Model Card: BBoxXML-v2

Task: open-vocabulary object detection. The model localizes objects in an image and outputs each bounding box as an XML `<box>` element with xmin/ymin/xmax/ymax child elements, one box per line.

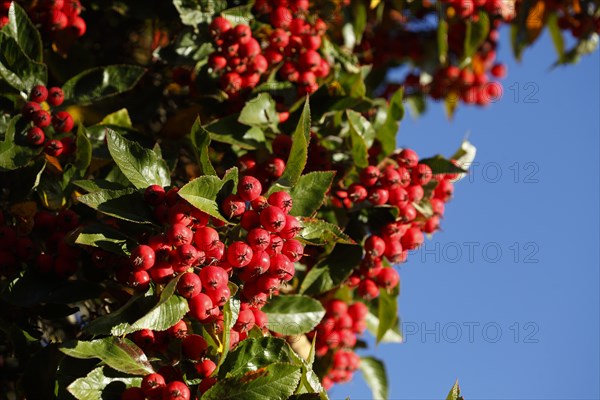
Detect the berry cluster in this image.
<box><xmin>333</xmin><ymin>148</ymin><xmax>456</xmax><ymax>299</ymax></box>
<box><xmin>308</xmin><ymin>299</ymin><xmax>368</xmax><ymax>389</ymax></box>
<box><xmin>20</xmin><ymin>84</ymin><xmax>76</xmax><ymax>157</ymax></box>
<box><xmin>0</xmin><ymin>0</ymin><xmax>86</xmax><ymax>37</ymax></box>
<box><xmin>0</xmin><ymin>209</ymin><xmax>81</xmax><ymax>279</ymax></box>
<box><xmin>441</xmin><ymin>0</ymin><xmax>514</xmax><ymax>19</ymax></box>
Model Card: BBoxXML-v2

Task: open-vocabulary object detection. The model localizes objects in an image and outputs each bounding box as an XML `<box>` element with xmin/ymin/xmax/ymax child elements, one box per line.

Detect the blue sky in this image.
<box><xmin>329</xmin><ymin>27</ymin><xmax>600</xmax><ymax>399</ymax></box>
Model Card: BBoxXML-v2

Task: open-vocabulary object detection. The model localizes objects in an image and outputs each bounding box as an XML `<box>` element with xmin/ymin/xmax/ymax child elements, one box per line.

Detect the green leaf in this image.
<box><xmin>546</xmin><ymin>13</ymin><xmax>564</xmax><ymax>59</ymax></box>
<box><xmin>419</xmin><ymin>155</ymin><xmax>466</xmax><ymax>175</ymax></box>
<box><xmin>347</xmin><ymin>112</ymin><xmax>369</xmax><ymax>169</ymax></box>
<box><xmin>221</xmin><ymin>5</ymin><xmax>254</xmax><ymax>26</ymax></box>
<box><xmin>446</xmin><ymin>379</ymin><xmax>462</xmax><ymax>400</ymax></box>
<box><xmin>4</xmin><ymin>2</ymin><xmax>43</xmax><ymax>62</ymax></box>
<box><xmin>238</xmin><ymin>93</ymin><xmax>279</xmax><ymax>131</ymax></box>
<box><xmin>60</xmin><ymin>337</ymin><xmax>154</xmax><ymax>376</ymax></box>
<box><xmin>365</xmin><ymin>309</ymin><xmax>402</xmax><ymax>343</ymax></box>
<box><xmin>438</xmin><ymin>18</ymin><xmax>448</xmax><ymax>64</ymax></box>
<box><xmin>111</xmin><ymin>276</ymin><xmax>189</xmax><ymax>335</ymax></box>
<box><xmin>300</xmin><ymin>244</ymin><xmax>362</xmax><ymax>295</ymax></box>
<box><xmin>75</xmin><ymin>223</ymin><xmax>132</xmax><ymax>256</ymax></box>
<box><xmin>172</xmin><ymin>0</ymin><xmax>227</xmax><ymax>26</ymax></box>
<box><xmin>351</xmin><ymin>0</ymin><xmax>367</xmax><ymax>44</ymax></box>
<box><xmin>67</xmin><ymin>366</ymin><xmax>142</xmax><ymax>400</ymax></box>
<box><xmin>204</xmin><ymin>363</ymin><xmax>302</xmax><ymax>400</ymax></box>
<box><xmin>450</xmin><ymin>139</ymin><xmax>477</xmax><ymax>179</ymax></box>
<box><xmin>556</xmin><ymin>33</ymin><xmax>599</xmax><ymax>65</ymax></box>
<box><xmin>298</xmin><ymin>218</ymin><xmax>355</xmax><ymax>246</ymax></box>
<box><xmin>376</xmin><ymin>285</ymin><xmax>399</xmax><ymax>343</ymax></box>
<box><xmin>0</xmin><ymin>32</ymin><xmax>47</xmax><ymax>92</ymax></box>
<box><xmin>359</xmin><ymin>357</ymin><xmax>388</xmax><ymax>400</ymax></box>
<box><xmin>262</xmin><ymin>295</ymin><xmax>325</xmax><ymax>335</ymax></box>
<box><xmin>206</xmin><ymin>114</ymin><xmax>259</xmax><ymax>150</ymax></box>
<box><xmin>219</xmin><ymin>337</ymin><xmax>303</xmax><ymax>378</ymax></box>
<box><xmin>276</xmin><ymin>97</ymin><xmax>311</xmax><ymax>187</ymax></box>
<box><xmin>190</xmin><ymin>117</ymin><xmax>217</xmax><ymax>176</ymax></box>
<box><xmin>289</xmin><ymin>172</ymin><xmax>335</xmax><ymax>217</ymax></box>
<box><xmin>347</xmin><ymin>110</ymin><xmax>376</xmax><ymax>147</ymax></box>
<box><xmin>75</xmin><ymin>124</ymin><xmax>92</xmax><ymax>172</ymax></box>
<box><xmin>218</xmin><ymin>298</ymin><xmax>241</xmax><ymax>370</ymax></box>
<box><xmin>78</xmin><ymin>188</ymin><xmax>154</xmax><ymax>224</ymax></box>
<box><xmin>83</xmin><ymin>291</ymin><xmax>152</xmax><ymax>336</ymax></box>
<box><xmin>100</xmin><ymin>108</ymin><xmax>133</xmax><ymax>128</ymax></box>
<box><xmin>464</xmin><ymin>12</ymin><xmax>490</xmax><ymax>59</ymax></box>
<box><xmin>73</xmin><ymin>179</ymin><xmax>127</xmax><ymax>192</ymax></box>
<box><xmin>106</xmin><ymin>129</ymin><xmax>171</xmax><ymax>189</ymax></box>
<box><xmin>178</xmin><ymin>175</ymin><xmax>229</xmax><ymax>222</ymax></box>
<box><xmin>62</xmin><ymin>65</ymin><xmax>146</xmax><ymax>106</ymax></box>
<box><xmin>0</xmin><ymin>115</ymin><xmax>42</xmax><ymax>171</ymax></box>
<box><xmin>377</xmin><ymin>88</ymin><xmax>403</xmax><ymax>155</ymax></box>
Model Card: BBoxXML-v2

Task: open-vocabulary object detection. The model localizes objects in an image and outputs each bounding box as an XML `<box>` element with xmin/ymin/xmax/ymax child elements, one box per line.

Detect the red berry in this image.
<box><xmin>406</xmin><ymin>185</ymin><xmax>424</xmax><ymax>202</ymax></box>
<box><xmin>260</xmin><ymin>206</ymin><xmax>286</xmax><ymax>233</ymax></box>
<box><xmin>267</xmin><ymin>191</ymin><xmax>293</xmax><ymax>214</ymax></box>
<box><xmin>282</xmin><ymin>239</ymin><xmax>304</xmax><ymax>262</ymax></box>
<box><xmin>234</xmin><ymin>309</ymin><xmax>255</xmax><ymax>332</ymax></box>
<box><xmin>204</xmin><ymin>284</ymin><xmax>231</xmax><ymax>306</ymax></box>
<box><xmin>188</xmin><ymin>293</ymin><xmax>214</xmax><ymax>321</ymax></box>
<box><xmin>22</xmin><ymin>102</ymin><xmax>41</xmax><ymax>119</ymax></box>
<box><xmin>434</xmin><ymin>179</ymin><xmax>454</xmax><ymax>202</ymax></box>
<box><xmin>348</xmin><ymin>302</ymin><xmax>368</xmax><ymax>321</ymax></box>
<box><xmin>182</xmin><ymin>334</ymin><xmax>208</xmax><ymax>360</ymax></box>
<box><xmin>359</xmin><ymin>166</ymin><xmax>380</xmax><ymax>187</ymax></box>
<box><xmin>247</xmin><ymin>228</ymin><xmax>271</xmax><ymax>251</ymax></box>
<box><xmin>348</xmin><ymin>183</ymin><xmax>368</xmax><ymax>202</ymax></box>
<box><xmin>222</xmin><ymin>194</ymin><xmax>246</xmax><ymax>218</ymax></box>
<box><xmin>270</xmin><ymin>6</ymin><xmax>293</xmax><ymax>28</ymax></box>
<box><xmin>412</xmin><ymin>164</ymin><xmax>433</xmax><ymax>186</ymax></box>
<box><xmin>368</xmin><ymin>187</ymin><xmax>389</xmax><ymax>205</ymax></box>
<box><xmin>326</xmin><ymin>299</ymin><xmax>348</xmax><ymax>318</ymax></box>
<box><xmin>130</xmin><ymin>245</ymin><xmax>156</xmax><ymax>270</ymax></box>
<box><xmin>70</xmin><ymin>16</ymin><xmax>86</xmax><ymax>37</ymax></box>
<box><xmin>269</xmin><ymin>253</ymin><xmax>294</xmax><ymax>281</ymax></box>
<box><xmin>490</xmin><ymin>63</ymin><xmax>507</xmax><ymax>78</ymax></box>
<box><xmin>163</xmin><ymin>381</ymin><xmax>190</xmax><ymax>400</ymax></box>
<box><xmin>141</xmin><ymin>373</ymin><xmax>166</xmax><ymax>398</ymax></box>
<box><xmin>193</xmin><ymin>227</ymin><xmax>220</xmax><ymax>251</ymax></box>
<box><xmin>144</xmin><ymin>185</ymin><xmax>166</xmax><ymax>205</ymax></box>
<box><xmin>26</xmin><ymin>127</ymin><xmax>45</xmax><ymax>146</ymax></box>
<box><xmin>238</xmin><ymin>176</ymin><xmax>262</xmax><ymax>201</ymax></box>
<box><xmin>298</xmin><ymin>50</ymin><xmax>322</xmax><ymax>72</ymax></box>
<box><xmin>167</xmin><ymin>223</ymin><xmax>193</xmax><ymax>247</ymax></box>
<box><xmin>44</xmin><ymin>139</ymin><xmax>64</xmax><ymax>156</ymax></box>
<box><xmin>33</xmin><ymin>110</ymin><xmax>51</xmax><ymax>128</ymax></box>
<box><xmin>401</xmin><ymin>227</ymin><xmax>424</xmax><ymax>250</ymax></box>
<box><xmin>177</xmin><ymin>272</ymin><xmax>202</xmax><ymax>298</ymax></box>
<box><xmin>167</xmin><ymin>320</ymin><xmax>188</xmax><ymax>339</ymax></box>
<box><xmin>396</xmin><ymin>148</ymin><xmax>419</xmax><ymax>168</ymax></box>
<box><xmin>357</xmin><ymin>278</ymin><xmax>380</xmax><ymax>300</ymax></box>
<box><xmin>376</xmin><ymin>267</ymin><xmax>400</xmax><ymax>290</ymax></box>
<box><xmin>195</xmin><ymin>359</ymin><xmax>217</xmax><ymax>379</ymax></box>
<box><xmin>29</xmin><ymin>85</ymin><xmax>48</xmax><ymax>103</ymax></box>
<box><xmin>265</xmin><ymin>157</ymin><xmax>285</xmax><ymax>178</ymax></box>
<box><xmin>52</xmin><ymin>111</ymin><xmax>74</xmax><ymax>133</ymax></box>
<box><xmin>209</xmin><ymin>16</ymin><xmax>231</xmax><ymax>38</ymax></box>
<box><xmin>128</xmin><ymin>270</ymin><xmax>151</xmax><ymax>289</ymax></box>
<box><xmin>199</xmin><ymin>265</ymin><xmax>229</xmax><ymax>289</ymax></box>
<box><xmin>226</xmin><ymin>241</ymin><xmax>254</xmax><ymax>268</ymax></box>
<box><xmin>240</xmin><ymin>209</ymin><xmax>260</xmax><ymax>231</ymax></box>
<box><xmin>280</xmin><ymin>214</ymin><xmax>301</xmax><ymax>240</ymax></box>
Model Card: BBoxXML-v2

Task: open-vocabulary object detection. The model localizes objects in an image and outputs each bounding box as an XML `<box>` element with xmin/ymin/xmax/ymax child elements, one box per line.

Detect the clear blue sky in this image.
<box><xmin>329</xmin><ymin>27</ymin><xmax>600</xmax><ymax>399</ymax></box>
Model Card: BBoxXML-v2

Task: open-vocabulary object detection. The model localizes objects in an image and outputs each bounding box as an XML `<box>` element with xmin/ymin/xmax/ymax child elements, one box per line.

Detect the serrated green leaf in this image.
<box><xmin>75</xmin><ymin>124</ymin><xmax>92</xmax><ymax>172</ymax></box>
<box><xmin>75</xmin><ymin>223</ymin><xmax>132</xmax><ymax>256</ymax></box>
<box><xmin>62</xmin><ymin>65</ymin><xmax>146</xmax><ymax>106</ymax></box>
<box><xmin>347</xmin><ymin>113</ymin><xmax>369</xmax><ymax>169</ymax></box>
<box><xmin>205</xmin><ymin>363</ymin><xmax>301</xmax><ymax>400</ymax></box>
<box><xmin>60</xmin><ymin>337</ymin><xmax>154</xmax><ymax>376</ymax></box>
<box><xmin>347</xmin><ymin>110</ymin><xmax>376</xmax><ymax>147</ymax></box>
<box><xmin>173</xmin><ymin>0</ymin><xmax>227</xmax><ymax>26</ymax></box>
<box><xmin>218</xmin><ymin>337</ymin><xmax>303</xmax><ymax>378</ymax></box>
<box><xmin>178</xmin><ymin>175</ymin><xmax>229</xmax><ymax>222</ymax></box>
<box><xmin>0</xmin><ymin>32</ymin><xmax>47</xmax><ymax>92</ymax></box>
<box><xmin>275</xmin><ymin>97</ymin><xmax>311</xmax><ymax>188</ymax></box>
<box><xmin>190</xmin><ymin>117</ymin><xmax>217</xmax><ymax>176</ymax></box>
<box><xmin>359</xmin><ymin>357</ymin><xmax>388</xmax><ymax>400</ymax></box>
<box><xmin>106</xmin><ymin>129</ymin><xmax>171</xmax><ymax>189</ymax></box>
<box><xmin>0</xmin><ymin>115</ymin><xmax>42</xmax><ymax>171</ymax></box>
<box><xmin>289</xmin><ymin>172</ymin><xmax>335</xmax><ymax>217</ymax></box>
<box><xmin>298</xmin><ymin>218</ymin><xmax>355</xmax><ymax>246</ymax></box>
<box><xmin>73</xmin><ymin>179</ymin><xmax>127</xmax><ymax>192</ymax></box>
<box><xmin>546</xmin><ymin>14</ymin><xmax>564</xmax><ymax>59</ymax></box>
<box><xmin>365</xmin><ymin>311</ymin><xmax>402</xmax><ymax>343</ymax></box>
<box><xmin>78</xmin><ymin>187</ymin><xmax>154</xmax><ymax>224</ymax></box>
<box><xmin>300</xmin><ymin>244</ymin><xmax>362</xmax><ymax>295</ymax></box>
<box><xmin>377</xmin><ymin>88</ymin><xmax>403</xmax><ymax>155</ymax></box>
<box><xmin>83</xmin><ymin>291</ymin><xmax>153</xmax><ymax>336</ymax></box>
<box><xmin>419</xmin><ymin>155</ymin><xmax>466</xmax><ymax>175</ymax></box>
<box><xmin>111</xmin><ymin>276</ymin><xmax>189</xmax><ymax>335</ymax></box>
<box><xmin>218</xmin><ymin>298</ymin><xmax>241</xmax><ymax>370</ymax></box>
<box><xmin>262</xmin><ymin>295</ymin><xmax>325</xmax><ymax>335</ymax></box>
<box><xmin>67</xmin><ymin>367</ymin><xmax>142</xmax><ymax>400</ymax></box>
<box><xmin>446</xmin><ymin>380</ymin><xmax>462</xmax><ymax>400</ymax></box>
<box><xmin>238</xmin><ymin>93</ymin><xmax>279</xmax><ymax>131</ymax></box>
<box><xmin>4</xmin><ymin>2</ymin><xmax>43</xmax><ymax>62</ymax></box>
<box><xmin>206</xmin><ymin>114</ymin><xmax>259</xmax><ymax>150</ymax></box>
<box><xmin>376</xmin><ymin>285</ymin><xmax>399</xmax><ymax>343</ymax></box>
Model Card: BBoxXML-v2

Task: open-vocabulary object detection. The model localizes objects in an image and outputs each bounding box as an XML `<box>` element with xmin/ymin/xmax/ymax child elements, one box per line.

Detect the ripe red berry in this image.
<box><xmin>246</xmin><ymin>228</ymin><xmax>271</xmax><ymax>251</ymax></box>
<box><xmin>398</xmin><ymin>203</ymin><xmax>417</xmax><ymax>223</ymax></box>
<box><xmin>267</xmin><ymin>191</ymin><xmax>293</xmax><ymax>214</ymax></box>
<box><xmin>209</xmin><ymin>16</ymin><xmax>231</xmax><ymax>38</ymax></box>
<box><xmin>163</xmin><ymin>381</ymin><xmax>190</xmax><ymax>400</ymax></box>
<box><xmin>266</xmin><ymin>157</ymin><xmax>286</xmax><ymax>178</ymax></box>
<box><xmin>348</xmin><ymin>183</ymin><xmax>368</xmax><ymax>202</ymax></box>
<box><xmin>177</xmin><ymin>272</ymin><xmax>202</xmax><ymax>298</ymax></box>
<box><xmin>33</xmin><ymin>110</ymin><xmax>51</xmax><ymax>128</ymax></box>
<box><xmin>250</xmin><ymin>196</ymin><xmax>268</xmax><ymax>211</ymax></box>
<box><xmin>357</xmin><ymin>278</ymin><xmax>380</xmax><ymax>300</ymax></box>
<box><xmin>280</xmin><ymin>214</ymin><xmax>301</xmax><ymax>240</ymax></box>
<box><xmin>490</xmin><ymin>63</ymin><xmax>507</xmax><ymax>78</ymax></box>
<box><xmin>167</xmin><ymin>223</ymin><xmax>193</xmax><ymax>247</ymax></box>
<box><xmin>434</xmin><ymin>179</ymin><xmax>454</xmax><ymax>202</ymax></box>
<box><xmin>194</xmin><ymin>227</ymin><xmax>220</xmax><ymax>251</ymax></box>
<box><xmin>144</xmin><ymin>184</ymin><xmax>166</xmax><ymax>205</ymax></box>
<box><xmin>47</xmin><ymin>9</ymin><xmax>68</xmax><ymax>30</ymax></box>
<box><xmin>141</xmin><ymin>373</ymin><xmax>166</xmax><ymax>398</ymax></box>
<box><xmin>205</xmin><ymin>284</ymin><xmax>231</xmax><ymax>306</ymax></box>
<box><xmin>240</xmin><ymin>209</ymin><xmax>260</xmax><ymax>231</ymax></box>
<box><xmin>234</xmin><ymin>309</ymin><xmax>255</xmax><ymax>332</ymax></box>
<box><xmin>130</xmin><ymin>245</ymin><xmax>156</xmax><ymax>270</ymax></box>
<box><xmin>406</xmin><ymin>185</ymin><xmax>424</xmax><ymax>202</ymax></box>
<box><xmin>195</xmin><ymin>359</ymin><xmax>217</xmax><ymax>379</ymax></box>
<box><xmin>412</xmin><ymin>164</ymin><xmax>433</xmax><ymax>186</ymax></box>
<box><xmin>128</xmin><ymin>270</ymin><xmax>151</xmax><ymax>289</ymax></box>
<box><xmin>282</xmin><ymin>239</ymin><xmax>304</xmax><ymax>262</ymax></box>
<box><xmin>26</xmin><ymin>127</ymin><xmax>45</xmax><ymax>146</ymax></box>
<box><xmin>270</xmin><ymin>6</ymin><xmax>293</xmax><ymax>29</ymax></box>
<box><xmin>199</xmin><ymin>265</ymin><xmax>229</xmax><ymax>289</ymax></box>
<box><xmin>360</xmin><ymin>166</ymin><xmax>380</xmax><ymax>187</ymax></box>
<box><xmin>260</xmin><ymin>206</ymin><xmax>286</xmax><ymax>233</ymax></box>
<box><xmin>226</xmin><ymin>241</ymin><xmax>254</xmax><ymax>267</ymax></box>
<box><xmin>238</xmin><ymin>175</ymin><xmax>262</xmax><ymax>201</ymax></box>
<box><xmin>22</xmin><ymin>101</ymin><xmax>41</xmax><ymax>119</ymax></box>
<box><xmin>29</xmin><ymin>85</ymin><xmax>48</xmax><ymax>103</ymax></box>
<box><xmin>368</xmin><ymin>187</ymin><xmax>389</xmax><ymax>205</ymax></box>
<box><xmin>182</xmin><ymin>334</ymin><xmax>208</xmax><ymax>360</ymax></box>
<box><xmin>269</xmin><ymin>253</ymin><xmax>294</xmax><ymax>281</ymax></box>
<box><xmin>43</xmin><ymin>88</ymin><xmax>62</xmax><ymax>106</ymax></box>
<box><xmin>52</xmin><ymin>111</ymin><xmax>74</xmax><ymax>133</ymax></box>
<box><xmin>396</xmin><ymin>148</ymin><xmax>419</xmax><ymax>168</ymax></box>
<box><xmin>44</xmin><ymin>139</ymin><xmax>64</xmax><ymax>156</ymax></box>
<box><xmin>401</xmin><ymin>227</ymin><xmax>424</xmax><ymax>250</ymax></box>
<box><xmin>376</xmin><ymin>267</ymin><xmax>400</xmax><ymax>290</ymax></box>
<box><xmin>222</xmin><ymin>194</ymin><xmax>246</xmax><ymax>218</ymax></box>
<box><xmin>167</xmin><ymin>320</ymin><xmax>188</xmax><ymax>339</ymax></box>
<box><xmin>298</xmin><ymin>50</ymin><xmax>322</xmax><ymax>72</ymax></box>
<box><xmin>188</xmin><ymin>293</ymin><xmax>214</xmax><ymax>321</ymax></box>
<box><xmin>348</xmin><ymin>302</ymin><xmax>368</xmax><ymax>321</ymax></box>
